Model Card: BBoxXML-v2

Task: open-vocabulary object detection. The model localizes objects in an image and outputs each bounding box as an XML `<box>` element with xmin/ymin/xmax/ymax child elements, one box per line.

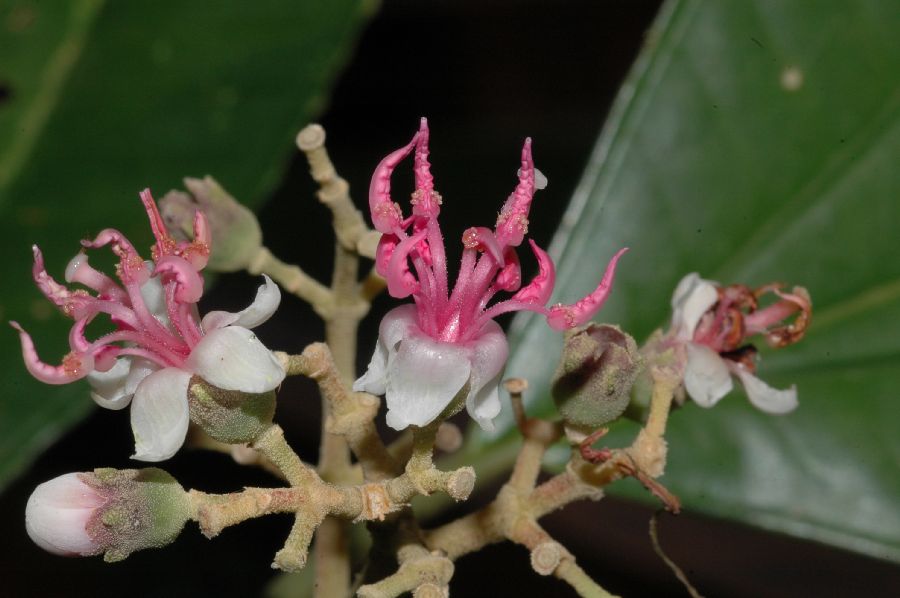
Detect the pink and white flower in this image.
<box><xmin>12</xmin><ymin>191</ymin><xmax>285</xmax><ymax>461</ymax></box>
<box><xmin>25</xmin><ymin>473</ymin><xmax>107</xmax><ymax>557</ymax></box>
<box><xmin>354</xmin><ymin>119</ymin><xmax>627</xmax><ymax>431</ymax></box>
<box><xmin>668</xmin><ymin>273</ymin><xmax>811</xmax><ymax>414</ymax></box>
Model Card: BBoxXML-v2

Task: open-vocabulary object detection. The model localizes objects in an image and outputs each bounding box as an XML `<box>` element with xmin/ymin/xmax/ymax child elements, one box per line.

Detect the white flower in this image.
<box><xmin>354</xmin><ymin>305</ymin><xmax>508</xmax><ymax>431</ymax></box>
<box><xmin>670</xmin><ymin>273</ymin><xmax>800</xmax><ymax>414</ymax></box>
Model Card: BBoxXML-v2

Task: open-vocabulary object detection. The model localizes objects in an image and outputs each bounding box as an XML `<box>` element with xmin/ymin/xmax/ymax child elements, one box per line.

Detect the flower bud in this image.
<box><xmin>551</xmin><ymin>324</ymin><xmax>641</xmax><ymax>430</ymax></box>
<box><xmin>159</xmin><ymin>176</ymin><xmax>262</xmax><ymax>272</ymax></box>
<box><xmin>187</xmin><ymin>376</ymin><xmax>276</xmax><ymax>444</ymax></box>
<box><xmin>26</xmin><ymin>468</ymin><xmax>190</xmax><ymax>562</ymax></box>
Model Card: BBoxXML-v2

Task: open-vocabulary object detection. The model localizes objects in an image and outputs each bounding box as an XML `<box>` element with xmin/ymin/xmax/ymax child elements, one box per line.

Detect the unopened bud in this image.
<box><xmin>188</xmin><ymin>376</ymin><xmax>276</xmax><ymax>444</ymax></box>
<box><xmin>26</xmin><ymin>468</ymin><xmax>190</xmax><ymax>562</ymax></box>
<box><xmin>159</xmin><ymin>176</ymin><xmax>262</xmax><ymax>272</ymax></box>
<box><xmin>552</xmin><ymin>324</ymin><xmax>641</xmax><ymax>429</ymax></box>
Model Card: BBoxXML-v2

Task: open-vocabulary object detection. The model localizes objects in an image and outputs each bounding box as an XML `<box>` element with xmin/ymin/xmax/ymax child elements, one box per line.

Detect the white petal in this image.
<box><xmin>130</xmin><ymin>368</ymin><xmax>192</xmax><ymax>462</ymax></box>
<box><xmin>186</xmin><ymin>326</ymin><xmax>285</xmax><ymax>392</ymax></box>
<box><xmin>25</xmin><ymin>473</ymin><xmax>104</xmax><ymax>556</ymax></box>
<box><xmin>732</xmin><ymin>366</ymin><xmax>799</xmax><ymax>414</ymax></box>
<box><xmin>88</xmin><ymin>357</ymin><xmax>158</xmax><ymax>410</ymax></box>
<box><xmin>683</xmin><ymin>342</ymin><xmax>733</xmax><ymax>408</ymax></box>
<box><xmin>670</xmin><ymin>273</ymin><xmax>718</xmax><ymax>340</ymax></box>
<box><xmin>464</xmin><ymin>321</ymin><xmax>508</xmax><ymax>431</ymax></box>
<box><xmin>353</xmin><ymin>305</ymin><xmax>417</xmax><ymax>395</ymax></box>
<box><xmin>87</xmin><ymin>358</ymin><xmax>133</xmax><ymax>410</ymax></box>
<box><xmin>385</xmin><ymin>333</ymin><xmax>471</xmax><ymax>430</ymax></box>
<box><xmin>201</xmin><ymin>275</ymin><xmax>281</xmax><ymax>331</ymax></box>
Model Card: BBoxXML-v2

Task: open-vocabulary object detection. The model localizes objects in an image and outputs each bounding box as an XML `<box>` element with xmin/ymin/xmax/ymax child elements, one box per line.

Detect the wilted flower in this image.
<box><xmin>26</xmin><ymin>468</ymin><xmax>191</xmax><ymax>561</ymax></box>
<box><xmin>12</xmin><ymin>191</ymin><xmax>285</xmax><ymax>461</ymax></box>
<box><xmin>354</xmin><ymin>119</ymin><xmax>627</xmax><ymax>431</ymax></box>
<box><xmin>667</xmin><ymin>272</ymin><xmax>811</xmax><ymax>414</ymax></box>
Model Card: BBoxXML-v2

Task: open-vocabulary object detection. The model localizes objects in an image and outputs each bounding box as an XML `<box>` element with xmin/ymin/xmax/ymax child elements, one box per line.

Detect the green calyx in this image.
<box><xmin>551</xmin><ymin>324</ymin><xmax>642</xmax><ymax>429</ymax></box>
<box><xmin>82</xmin><ymin>468</ymin><xmax>191</xmax><ymax>563</ymax></box>
<box><xmin>187</xmin><ymin>376</ymin><xmax>276</xmax><ymax>444</ymax></box>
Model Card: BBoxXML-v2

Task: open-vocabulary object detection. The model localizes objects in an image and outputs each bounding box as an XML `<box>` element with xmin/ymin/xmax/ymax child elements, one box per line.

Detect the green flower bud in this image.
<box><xmin>551</xmin><ymin>324</ymin><xmax>641</xmax><ymax>430</ymax></box>
<box><xmin>159</xmin><ymin>176</ymin><xmax>262</xmax><ymax>272</ymax></box>
<box><xmin>187</xmin><ymin>376</ymin><xmax>276</xmax><ymax>444</ymax></box>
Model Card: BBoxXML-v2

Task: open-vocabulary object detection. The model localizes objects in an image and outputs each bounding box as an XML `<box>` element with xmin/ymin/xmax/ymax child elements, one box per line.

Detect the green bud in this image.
<box><xmin>84</xmin><ymin>468</ymin><xmax>190</xmax><ymax>562</ymax></box>
<box><xmin>552</xmin><ymin>324</ymin><xmax>641</xmax><ymax>429</ymax></box>
<box><xmin>625</xmin><ymin>329</ymin><xmax>683</xmax><ymax>423</ymax></box>
<box><xmin>187</xmin><ymin>376</ymin><xmax>276</xmax><ymax>444</ymax></box>
<box><xmin>159</xmin><ymin>176</ymin><xmax>262</xmax><ymax>272</ymax></box>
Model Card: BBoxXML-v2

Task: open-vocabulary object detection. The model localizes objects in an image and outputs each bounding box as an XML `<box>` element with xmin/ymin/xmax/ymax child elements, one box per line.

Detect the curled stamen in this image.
<box><xmin>511</xmin><ymin>240</ymin><xmax>556</xmax><ymax>306</ymax></box>
<box><xmin>546</xmin><ymin>247</ymin><xmax>628</xmax><ymax>331</ymax></box>
<box><xmin>385</xmin><ymin>229</ymin><xmax>428</xmax><ymax>298</ymax></box>
<box><xmin>495</xmin><ymin>138</ymin><xmax>536</xmax><ymax>248</ymax></box>
<box><xmin>154</xmin><ymin>255</ymin><xmax>204</xmax><ymax>304</ymax></box>
<box><xmin>11</xmin><ymin>321</ymin><xmax>94</xmax><ymax>384</ymax></box>
<box><xmin>65</xmin><ymin>251</ymin><xmax>127</xmax><ymax>302</ymax></box>
<box><xmin>369</xmin><ymin>133</ymin><xmax>418</xmax><ymax>234</ymax></box>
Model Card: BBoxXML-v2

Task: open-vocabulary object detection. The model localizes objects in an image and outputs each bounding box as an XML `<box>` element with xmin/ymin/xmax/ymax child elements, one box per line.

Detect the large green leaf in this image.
<box><xmin>0</xmin><ymin>0</ymin><xmax>371</xmax><ymax>489</ymax></box>
<box><xmin>463</xmin><ymin>0</ymin><xmax>900</xmax><ymax>561</ymax></box>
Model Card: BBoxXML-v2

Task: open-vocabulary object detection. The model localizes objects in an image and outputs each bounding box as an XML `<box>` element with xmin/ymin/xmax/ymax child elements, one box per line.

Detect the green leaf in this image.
<box><xmin>0</xmin><ymin>0</ymin><xmax>372</xmax><ymax>489</ymax></box>
<box><xmin>463</xmin><ymin>0</ymin><xmax>900</xmax><ymax>561</ymax></box>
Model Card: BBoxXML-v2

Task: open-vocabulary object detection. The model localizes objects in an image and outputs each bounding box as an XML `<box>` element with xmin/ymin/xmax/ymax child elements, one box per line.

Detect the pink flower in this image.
<box><xmin>668</xmin><ymin>273</ymin><xmax>811</xmax><ymax>414</ymax></box>
<box><xmin>354</xmin><ymin>119</ymin><xmax>627</xmax><ymax>431</ymax></box>
<box><xmin>12</xmin><ymin>191</ymin><xmax>285</xmax><ymax>461</ymax></box>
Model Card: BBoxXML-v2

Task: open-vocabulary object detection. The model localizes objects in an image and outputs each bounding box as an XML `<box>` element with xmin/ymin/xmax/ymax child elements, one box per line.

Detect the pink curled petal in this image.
<box><xmin>375</xmin><ymin>233</ymin><xmax>400</xmax><ymax>278</ymax></box>
<box><xmin>384</xmin><ymin>332</ymin><xmax>471</xmax><ymax>431</ymax></box>
<box><xmin>11</xmin><ymin>321</ymin><xmax>94</xmax><ymax>384</ymax></box>
<box><xmin>683</xmin><ymin>343</ymin><xmax>733</xmax><ymax>408</ymax></box>
<box><xmin>153</xmin><ymin>255</ymin><xmax>204</xmax><ymax>304</ymax></box>
<box><xmin>495</xmin><ymin>138</ymin><xmax>535</xmax><ymax>248</ymax></box>
<box><xmin>201</xmin><ymin>275</ymin><xmax>280</xmax><ymax>331</ymax></box>
<box><xmin>730</xmin><ymin>364</ymin><xmax>798</xmax><ymax>414</ymax></box>
<box><xmin>25</xmin><ymin>473</ymin><xmax>105</xmax><ymax>557</ymax></box>
<box><xmin>130</xmin><ymin>367</ymin><xmax>192</xmax><ymax>462</ymax></box>
<box><xmin>187</xmin><ymin>326</ymin><xmax>285</xmax><ymax>393</ymax></box>
<box><xmin>464</xmin><ymin>320</ymin><xmax>508</xmax><ymax>431</ymax></box>
<box><xmin>545</xmin><ymin>247</ymin><xmax>627</xmax><ymax>331</ymax></box>
<box><xmin>494</xmin><ymin>247</ymin><xmax>522</xmax><ymax>292</ymax></box>
<box><xmin>511</xmin><ymin>239</ymin><xmax>556</xmax><ymax>306</ymax></box>
<box><xmin>369</xmin><ymin>132</ymin><xmax>418</xmax><ymax>233</ymax></box>
<box><xmin>385</xmin><ymin>229</ymin><xmax>427</xmax><ymax>299</ymax></box>
<box><xmin>353</xmin><ymin>304</ymin><xmax>417</xmax><ymax>396</ymax></box>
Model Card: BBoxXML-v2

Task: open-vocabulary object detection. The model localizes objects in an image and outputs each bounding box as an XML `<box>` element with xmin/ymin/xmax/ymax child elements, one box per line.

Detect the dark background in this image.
<box><xmin>3</xmin><ymin>1</ymin><xmax>899</xmax><ymax>596</ymax></box>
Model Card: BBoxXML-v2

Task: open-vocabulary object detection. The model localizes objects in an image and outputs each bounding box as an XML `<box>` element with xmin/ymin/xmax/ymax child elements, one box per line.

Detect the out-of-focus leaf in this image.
<box><xmin>462</xmin><ymin>0</ymin><xmax>900</xmax><ymax>561</ymax></box>
<box><xmin>0</xmin><ymin>0</ymin><xmax>373</xmax><ymax>489</ymax></box>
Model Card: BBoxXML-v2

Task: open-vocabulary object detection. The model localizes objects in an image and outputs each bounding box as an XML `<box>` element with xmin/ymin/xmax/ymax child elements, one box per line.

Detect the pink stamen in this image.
<box><xmin>154</xmin><ymin>255</ymin><xmax>204</xmax><ymax>304</ymax></box>
<box><xmin>546</xmin><ymin>247</ymin><xmax>628</xmax><ymax>331</ymax></box>
<box><xmin>385</xmin><ymin>229</ymin><xmax>428</xmax><ymax>298</ymax></box>
<box><xmin>65</xmin><ymin>251</ymin><xmax>127</xmax><ymax>302</ymax></box>
<box><xmin>369</xmin><ymin>133</ymin><xmax>418</xmax><ymax>234</ymax></box>
<box><xmin>510</xmin><ymin>240</ymin><xmax>556</xmax><ymax>305</ymax></box>
<box><xmin>411</xmin><ymin>118</ymin><xmax>441</xmax><ymax>218</ymax></box>
<box><xmin>494</xmin><ymin>248</ymin><xmax>522</xmax><ymax>293</ymax></box>
<box><xmin>11</xmin><ymin>321</ymin><xmax>93</xmax><ymax>384</ymax></box>
<box><xmin>495</xmin><ymin>138</ymin><xmax>536</xmax><ymax>248</ymax></box>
